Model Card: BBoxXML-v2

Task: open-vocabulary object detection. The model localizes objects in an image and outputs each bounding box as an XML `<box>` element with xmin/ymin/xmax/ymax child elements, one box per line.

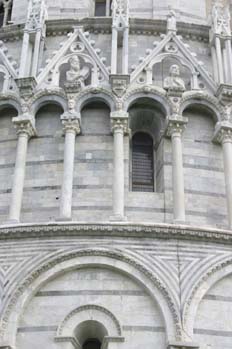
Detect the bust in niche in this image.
<box><xmin>164</xmin><ymin>64</ymin><xmax>186</xmax><ymax>92</ymax></box>
<box><xmin>66</xmin><ymin>55</ymin><xmax>89</xmax><ymax>88</ymax></box>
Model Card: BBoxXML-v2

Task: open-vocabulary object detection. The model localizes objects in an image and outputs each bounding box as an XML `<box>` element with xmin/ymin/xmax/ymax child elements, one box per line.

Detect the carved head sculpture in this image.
<box><xmin>69</xmin><ymin>55</ymin><xmax>81</xmax><ymax>73</ymax></box>
<box><xmin>169</xmin><ymin>64</ymin><xmax>180</xmax><ymax>77</ymax></box>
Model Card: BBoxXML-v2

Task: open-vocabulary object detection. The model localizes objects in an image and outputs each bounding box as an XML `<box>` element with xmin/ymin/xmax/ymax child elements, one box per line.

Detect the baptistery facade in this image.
<box><xmin>0</xmin><ymin>1</ymin><xmax>232</xmax><ymax>349</ymax></box>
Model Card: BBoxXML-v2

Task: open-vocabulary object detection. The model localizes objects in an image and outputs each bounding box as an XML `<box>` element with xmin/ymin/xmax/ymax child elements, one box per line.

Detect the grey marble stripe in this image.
<box><xmin>123</xmin><ymin>326</ymin><xmax>165</xmax><ymax>332</ymax></box>
<box><xmin>18</xmin><ymin>326</ymin><xmax>57</xmax><ymax>333</ymax></box>
<box><xmin>0</xmin><ymin>138</ymin><xmax>17</xmax><ymax>143</ymax></box>
<box><xmin>203</xmin><ymin>294</ymin><xmax>232</xmax><ymax>302</ymax></box>
<box><xmin>36</xmin><ymin>290</ymin><xmax>147</xmax><ymax>297</ymax></box>
<box><xmin>164</xmin><ymin>161</ymin><xmax>223</xmax><ymax>173</ymax></box>
<box><xmin>194</xmin><ymin>328</ymin><xmax>232</xmax><ymax>337</ymax></box>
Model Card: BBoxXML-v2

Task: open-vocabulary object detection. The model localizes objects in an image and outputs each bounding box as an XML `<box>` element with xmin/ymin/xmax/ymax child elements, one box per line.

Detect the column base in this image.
<box><xmin>5</xmin><ymin>219</ymin><xmax>20</xmax><ymax>225</ymax></box>
<box><xmin>109</xmin><ymin>215</ymin><xmax>127</xmax><ymax>222</ymax></box>
<box><xmin>56</xmin><ymin>216</ymin><xmax>73</xmax><ymax>222</ymax></box>
<box><xmin>173</xmin><ymin>219</ymin><xmax>187</xmax><ymax>225</ymax></box>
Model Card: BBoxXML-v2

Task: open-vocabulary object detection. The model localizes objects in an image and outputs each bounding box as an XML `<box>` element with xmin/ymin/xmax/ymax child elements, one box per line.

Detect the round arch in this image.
<box><xmin>183</xmin><ymin>256</ymin><xmax>232</xmax><ymax>338</ymax></box>
<box><xmin>123</xmin><ymin>86</ymin><xmax>170</xmax><ymax>116</ymax></box>
<box><xmin>31</xmin><ymin>90</ymin><xmax>68</xmax><ymax>115</ymax></box>
<box><xmin>180</xmin><ymin>92</ymin><xmax>223</xmax><ymax>122</ymax></box>
<box><xmin>76</xmin><ymin>87</ymin><xmax>117</xmax><ymax>114</ymax></box>
<box><xmin>0</xmin><ymin>248</ymin><xmax>180</xmax><ymax>346</ymax></box>
<box><xmin>0</xmin><ymin>96</ymin><xmax>21</xmax><ymax>115</ymax></box>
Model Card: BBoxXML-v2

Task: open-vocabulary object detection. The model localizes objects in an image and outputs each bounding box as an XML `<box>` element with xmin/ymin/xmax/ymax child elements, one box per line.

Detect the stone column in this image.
<box><xmin>211</xmin><ymin>46</ymin><xmax>219</xmax><ymax>83</ymax></box>
<box><xmin>59</xmin><ymin>117</ymin><xmax>80</xmax><ymax>221</ymax></box>
<box><xmin>214</xmin><ymin>122</ymin><xmax>232</xmax><ymax>229</ymax></box>
<box><xmin>110</xmin><ymin>111</ymin><xmax>129</xmax><ymax>221</ymax></box>
<box><xmin>215</xmin><ymin>36</ymin><xmax>224</xmax><ymax>84</ymax></box>
<box><xmin>122</xmin><ymin>27</ymin><xmax>129</xmax><ymax>75</ymax></box>
<box><xmin>111</xmin><ymin>26</ymin><xmax>118</xmax><ymax>74</ymax></box>
<box><xmin>165</xmin><ymin>117</ymin><xmax>187</xmax><ymax>223</ymax></box>
<box><xmin>225</xmin><ymin>38</ymin><xmax>232</xmax><ymax>84</ymax></box>
<box><xmin>8</xmin><ymin>117</ymin><xmax>36</xmax><ymax>223</ymax></box>
<box><xmin>31</xmin><ymin>29</ymin><xmax>42</xmax><ymax>76</ymax></box>
<box><xmin>19</xmin><ymin>31</ymin><xmax>30</xmax><ymax>77</ymax></box>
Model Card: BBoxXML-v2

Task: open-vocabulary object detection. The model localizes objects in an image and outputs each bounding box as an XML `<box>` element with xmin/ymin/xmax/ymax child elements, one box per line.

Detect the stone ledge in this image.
<box><xmin>0</xmin><ymin>221</ymin><xmax>232</xmax><ymax>244</ymax></box>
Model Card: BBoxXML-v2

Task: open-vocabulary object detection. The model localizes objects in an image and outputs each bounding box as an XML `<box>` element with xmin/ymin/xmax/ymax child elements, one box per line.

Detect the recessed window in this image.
<box><xmin>132</xmin><ymin>132</ymin><xmax>154</xmax><ymax>192</ymax></box>
<box><xmin>95</xmin><ymin>0</ymin><xmax>107</xmax><ymax>16</ymax></box>
<box><xmin>83</xmin><ymin>339</ymin><xmax>102</xmax><ymax>349</ymax></box>
<box><xmin>0</xmin><ymin>4</ymin><xmax>4</xmax><ymax>27</ymax></box>
<box><xmin>95</xmin><ymin>0</ymin><xmax>112</xmax><ymax>16</ymax></box>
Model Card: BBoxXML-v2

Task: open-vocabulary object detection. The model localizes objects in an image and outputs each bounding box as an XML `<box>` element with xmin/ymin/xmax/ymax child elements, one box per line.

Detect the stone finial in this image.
<box><xmin>167</xmin><ymin>10</ymin><xmax>177</xmax><ymax>34</ymax></box>
<box><xmin>164</xmin><ymin>65</ymin><xmax>186</xmax><ymax>92</ymax></box>
<box><xmin>211</xmin><ymin>0</ymin><xmax>231</xmax><ymax>37</ymax></box>
<box><xmin>112</xmin><ymin>0</ymin><xmax>129</xmax><ymax>27</ymax></box>
<box><xmin>26</xmin><ymin>0</ymin><xmax>47</xmax><ymax>31</ymax></box>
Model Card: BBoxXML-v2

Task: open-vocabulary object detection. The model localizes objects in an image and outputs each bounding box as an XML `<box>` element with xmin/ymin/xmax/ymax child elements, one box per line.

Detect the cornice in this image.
<box><xmin>0</xmin><ymin>222</ymin><xmax>232</xmax><ymax>245</ymax></box>
<box><xmin>0</xmin><ymin>18</ymin><xmax>210</xmax><ymax>43</ymax></box>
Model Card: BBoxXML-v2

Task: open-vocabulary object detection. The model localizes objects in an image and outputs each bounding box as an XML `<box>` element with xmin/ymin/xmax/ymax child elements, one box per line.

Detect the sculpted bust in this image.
<box><xmin>65</xmin><ymin>55</ymin><xmax>90</xmax><ymax>88</ymax></box>
<box><xmin>164</xmin><ymin>64</ymin><xmax>185</xmax><ymax>92</ymax></box>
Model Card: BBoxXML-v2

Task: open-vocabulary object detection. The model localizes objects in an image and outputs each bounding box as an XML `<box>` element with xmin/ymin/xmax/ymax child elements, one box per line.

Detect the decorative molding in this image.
<box><xmin>57</xmin><ymin>304</ymin><xmax>122</xmax><ymax>336</ymax></box>
<box><xmin>167</xmin><ymin>342</ymin><xmax>199</xmax><ymax>349</ymax></box>
<box><xmin>0</xmin><ymin>246</ymin><xmax>181</xmax><ymax>341</ymax></box>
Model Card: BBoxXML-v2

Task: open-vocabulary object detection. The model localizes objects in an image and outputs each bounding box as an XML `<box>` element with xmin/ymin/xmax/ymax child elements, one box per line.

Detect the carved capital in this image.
<box><xmin>164</xmin><ymin>117</ymin><xmax>188</xmax><ymax>138</ymax></box>
<box><xmin>62</xmin><ymin>120</ymin><xmax>81</xmax><ymax>134</ymax></box>
<box><xmin>12</xmin><ymin>116</ymin><xmax>36</xmax><ymax>138</ymax></box>
<box><xmin>111</xmin><ymin>111</ymin><xmax>129</xmax><ymax>135</ymax></box>
<box><xmin>213</xmin><ymin>122</ymin><xmax>232</xmax><ymax>144</ymax></box>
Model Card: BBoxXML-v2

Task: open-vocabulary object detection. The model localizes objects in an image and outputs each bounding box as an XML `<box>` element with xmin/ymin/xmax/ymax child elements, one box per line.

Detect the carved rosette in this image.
<box><xmin>12</xmin><ymin>116</ymin><xmax>36</xmax><ymax>138</ymax></box>
<box><xmin>110</xmin><ymin>111</ymin><xmax>129</xmax><ymax>135</ymax></box>
<box><xmin>165</xmin><ymin>117</ymin><xmax>188</xmax><ymax>138</ymax></box>
<box><xmin>213</xmin><ymin>122</ymin><xmax>232</xmax><ymax>144</ymax></box>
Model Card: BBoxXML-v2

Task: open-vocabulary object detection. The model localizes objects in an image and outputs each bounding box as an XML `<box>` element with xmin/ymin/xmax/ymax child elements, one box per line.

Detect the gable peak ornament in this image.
<box><xmin>211</xmin><ymin>0</ymin><xmax>231</xmax><ymax>37</ymax></box>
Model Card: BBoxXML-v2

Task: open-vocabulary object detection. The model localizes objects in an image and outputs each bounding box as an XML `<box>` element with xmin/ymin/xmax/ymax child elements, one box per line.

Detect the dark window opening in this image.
<box><xmin>132</xmin><ymin>132</ymin><xmax>154</xmax><ymax>192</ymax></box>
<box><xmin>95</xmin><ymin>0</ymin><xmax>106</xmax><ymax>16</ymax></box>
<box><xmin>0</xmin><ymin>5</ymin><xmax>4</xmax><ymax>27</ymax></box>
<box><xmin>83</xmin><ymin>339</ymin><xmax>102</xmax><ymax>349</ymax></box>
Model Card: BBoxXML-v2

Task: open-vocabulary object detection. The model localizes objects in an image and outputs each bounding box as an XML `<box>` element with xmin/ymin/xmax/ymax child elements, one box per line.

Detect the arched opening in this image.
<box><xmin>132</xmin><ymin>132</ymin><xmax>154</xmax><ymax>192</ymax></box>
<box><xmin>83</xmin><ymin>339</ymin><xmax>102</xmax><ymax>349</ymax></box>
<box><xmin>75</xmin><ymin>320</ymin><xmax>108</xmax><ymax>349</ymax></box>
<box><xmin>0</xmin><ymin>105</ymin><xmax>18</xmax><ymax>223</ymax></box>
<box><xmin>72</xmin><ymin>100</ymin><xmax>112</xmax><ymax>222</ymax></box>
<box><xmin>21</xmin><ymin>103</ymin><xmax>64</xmax><ymax>223</ymax></box>
<box><xmin>182</xmin><ymin>103</ymin><xmax>226</xmax><ymax>228</ymax></box>
<box><xmin>128</xmin><ymin>97</ymin><xmax>165</xmax><ymax>193</ymax></box>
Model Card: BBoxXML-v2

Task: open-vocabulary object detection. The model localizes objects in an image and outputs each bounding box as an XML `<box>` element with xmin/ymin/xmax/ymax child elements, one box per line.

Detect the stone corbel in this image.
<box><xmin>101</xmin><ymin>336</ymin><xmax>125</xmax><ymax>349</ymax></box>
<box><xmin>167</xmin><ymin>342</ymin><xmax>199</xmax><ymax>349</ymax></box>
<box><xmin>15</xmin><ymin>77</ymin><xmax>37</xmax><ymax>98</ymax></box>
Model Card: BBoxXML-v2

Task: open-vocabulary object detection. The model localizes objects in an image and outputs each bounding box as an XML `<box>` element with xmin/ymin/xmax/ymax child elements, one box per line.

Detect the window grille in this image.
<box><xmin>132</xmin><ymin>132</ymin><xmax>154</xmax><ymax>192</ymax></box>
